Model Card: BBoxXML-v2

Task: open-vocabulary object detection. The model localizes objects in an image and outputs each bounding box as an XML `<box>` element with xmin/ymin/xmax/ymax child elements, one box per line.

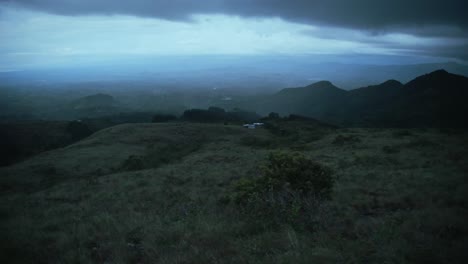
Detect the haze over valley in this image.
<box><xmin>1</xmin><ymin>1</ymin><xmax>468</xmax><ymax>263</ymax></box>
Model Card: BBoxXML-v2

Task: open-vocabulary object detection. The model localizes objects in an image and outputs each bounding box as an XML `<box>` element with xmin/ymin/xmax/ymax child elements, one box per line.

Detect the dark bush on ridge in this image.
<box><xmin>183</xmin><ymin>107</ymin><xmax>260</xmax><ymax>123</ymax></box>
<box><xmin>268</xmin><ymin>112</ymin><xmax>280</xmax><ymax>119</ymax></box>
<box><xmin>183</xmin><ymin>108</ymin><xmax>227</xmax><ymax>122</ymax></box>
<box><xmin>66</xmin><ymin>121</ymin><xmax>92</xmax><ymax>141</ymax></box>
<box><xmin>208</xmin><ymin>106</ymin><xmax>225</xmax><ymax>113</ymax></box>
<box><xmin>152</xmin><ymin>114</ymin><xmax>177</xmax><ymax>123</ymax></box>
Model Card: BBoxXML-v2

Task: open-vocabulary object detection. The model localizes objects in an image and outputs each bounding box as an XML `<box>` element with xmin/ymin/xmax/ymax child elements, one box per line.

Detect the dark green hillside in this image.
<box><xmin>344</xmin><ymin>80</ymin><xmax>404</xmax><ymax>126</ymax></box>
<box><xmin>260</xmin><ymin>81</ymin><xmax>348</xmax><ymax>124</ymax></box>
<box><xmin>1</xmin><ymin>122</ymin><xmax>467</xmax><ymax>263</ymax></box>
<box><xmin>0</xmin><ymin>121</ymin><xmax>90</xmax><ymax>167</ymax></box>
<box><xmin>347</xmin><ymin>80</ymin><xmax>403</xmax><ymax>108</ymax></box>
<box><xmin>392</xmin><ymin>70</ymin><xmax>468</xmax><ymax>127</ymax></box>
<box><xmin>253</xmin><ymin>70</ymin><xmax>468</xmax><ymax>128</ymax></box>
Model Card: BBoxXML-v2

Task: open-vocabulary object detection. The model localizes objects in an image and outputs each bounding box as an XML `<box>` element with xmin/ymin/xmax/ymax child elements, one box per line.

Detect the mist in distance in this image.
<box><xmin>1</xmin><ymin>1</ymin><xmax>468</xmax><ymax>92</ymax></box>
<box><xmin>2</xmin><ymin>3</ymin><xmax>468</xmax><ymax>263</ymax></box>
<box><xmin>2</xmin><ymin>0</ymin><xmax>468</xmax><ymax>122</ymax></box>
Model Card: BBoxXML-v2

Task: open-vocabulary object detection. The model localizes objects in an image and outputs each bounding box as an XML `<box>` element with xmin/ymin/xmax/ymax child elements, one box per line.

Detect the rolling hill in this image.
<box><xmin>67</xmin><ymin>93</ymin><xmax>125</xmax><ymax>118</ymax></box>
<box><xmin>1</xmin><ymin>122</ymin><xmax>467</xmax><ymax>263</ymax></box>
<box><xmin>254</xmin><ymin>70</ymin><xmax>468</xmax><ymax>127</ymax></box>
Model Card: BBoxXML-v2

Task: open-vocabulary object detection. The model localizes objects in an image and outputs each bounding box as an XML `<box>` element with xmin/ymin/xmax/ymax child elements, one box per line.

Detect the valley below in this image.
<box><xmin>2</xmin><ymin>1</ymin><xmax>468</xmax><ymax>262</ymax></box>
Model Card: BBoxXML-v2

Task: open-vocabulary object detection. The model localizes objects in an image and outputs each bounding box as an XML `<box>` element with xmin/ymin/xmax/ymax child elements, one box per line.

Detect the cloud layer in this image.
<box><xmin>1</xmin><ymin>0</ymin><xmax>467</xmax><ymax>69</ymax></box>
<box><xmin>3</xmin><ymin>0</ymin><xmax>467</xmax><ymax>35</ymax></box>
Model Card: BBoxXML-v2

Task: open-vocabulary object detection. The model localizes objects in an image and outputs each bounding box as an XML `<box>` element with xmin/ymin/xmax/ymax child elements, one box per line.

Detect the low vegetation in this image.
<box><xmin>229</xmin><ymin>152</ymin><xmax>333</xmax><ymax>228</ymax></box>
<box><xmin>1</xmin><ymin>123</ymin><xmax>467</xmax><ymax>263</ymax></box>
<box><xmin>231</xmin><ymin>152</ymin><xmax>333</xmax><ymax>204</ymax></box>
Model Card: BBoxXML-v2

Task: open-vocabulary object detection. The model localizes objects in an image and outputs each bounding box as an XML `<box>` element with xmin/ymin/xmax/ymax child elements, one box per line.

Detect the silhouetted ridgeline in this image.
<box><xmin>253</xmin><ymin>70</ymin><xmax>468</xmax><ymax>128</ymax></box>
<box><xmin>182</xmin><ymin>107</ymin><xmax>260</xmax><ymax>123</ymax></box>
<box><xmin>1</xmin><ymin>70</ymin><xmax>467</xmax><ymax>128</ymax></box>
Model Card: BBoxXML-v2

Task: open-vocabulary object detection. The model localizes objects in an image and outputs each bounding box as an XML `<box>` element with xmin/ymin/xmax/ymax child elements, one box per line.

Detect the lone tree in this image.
<box><xmin>268</xmin><ymin>112</ymin><xmax>280</xmax><ymax>119</ymax></box>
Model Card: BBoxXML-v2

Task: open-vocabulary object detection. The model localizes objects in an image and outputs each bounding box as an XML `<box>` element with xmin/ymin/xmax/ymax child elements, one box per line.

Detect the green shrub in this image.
<box><xmin>267</xmin><ymin>112</ymin><xmax>280</xmax><ymax>119</ymax></box>
<box><xmin>262</xmin><ymin>152</ymin><xmax>333</xmax><ymax>196</ymax></box>
<box><xmin>231</xmin><ymin>177</ymin><xmax>261</xmax><ymax>204</ymax></box>
<box><xmin>232</xmin><ymin>152</ymin><xmax>333</xmax><ymax>204</ymax></box>
<box><xmin>230</xmin><ymin>152</ymin><xmax>333</xmax><ymax>227</ymax></box>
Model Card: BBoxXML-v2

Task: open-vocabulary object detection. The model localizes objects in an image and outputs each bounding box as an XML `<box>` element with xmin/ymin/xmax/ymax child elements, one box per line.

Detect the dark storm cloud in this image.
<box><xmin>417</xmin><ymin>44</ymin><xmax>468</xmax><ymax>61</ymax></box>
<box><xmin>2</xmin><ymin>0</ymin><xmax>468</xmax><ymax>33</ymax></box>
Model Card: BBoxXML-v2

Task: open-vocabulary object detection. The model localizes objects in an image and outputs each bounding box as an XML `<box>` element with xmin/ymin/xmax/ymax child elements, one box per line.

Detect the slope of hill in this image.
<box><xmin>0</xmin><ymin>121</ymin><xmax>83</xmax><ymax>167</ymax></box>
<box><xmin>1</xmin><ymin>122</ymin><xmax>467</xmax><ymax>263</ymax></box>
<box><xmin>0</xmin><ymin>116</ymin><xmax>153</xmax><ymax>168</ymax></box>
<box><xmin>384</xmin><ymin>70</ymin><xmax>468</xmax><ymax>127</ymax></box>
<box><xmin>259</xmin><ymin>81</ymin><xmax>348</xmax><ymax>124</ymax></box>
<box><xmin>348</xmin><ymin>79</ymin><xmax>403</xmax><ymax>105</ymax></box>
<box><xmin>254</xmin><ymin>70</ymin><xmax>468</xmax><ymax>127</ymax></box>
<box><xmin>343</xmin><ymin>80</ymin><xmax>404</xmax><ymax>125</ymax></box>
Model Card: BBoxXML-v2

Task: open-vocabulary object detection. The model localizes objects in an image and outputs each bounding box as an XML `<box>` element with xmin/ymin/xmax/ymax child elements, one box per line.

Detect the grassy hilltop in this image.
<box><xmin>1</xmin><ymin>121</ymin><xmax>468</xmax><ymax>263</ymax></box>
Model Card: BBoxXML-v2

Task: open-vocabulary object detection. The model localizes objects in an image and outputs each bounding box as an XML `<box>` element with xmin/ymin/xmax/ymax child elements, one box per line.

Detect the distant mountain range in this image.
<box><xmin>253</xmin><ymin>70</ymin><xmax>468</xmax><ymax>127</ymax></box>
<box><xmin>1</xmin><ymin>66</ymin><xmax>467</xmax><ymax>128</ymax></box>
<box><xmin>2</xmin><ymin>58</ymin><xmax>467</xmax><ymax>91</ymax></box>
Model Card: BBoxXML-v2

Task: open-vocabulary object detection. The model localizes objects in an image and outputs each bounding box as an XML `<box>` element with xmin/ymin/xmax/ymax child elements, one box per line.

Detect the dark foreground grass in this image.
<box><xmin>1</xmin><ymin>124</ymin><xmax>468</xmax><ymax>263</ymax></box>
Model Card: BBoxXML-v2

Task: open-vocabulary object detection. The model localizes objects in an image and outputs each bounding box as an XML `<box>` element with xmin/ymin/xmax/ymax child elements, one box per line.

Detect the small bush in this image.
<box><xmin>234</xmin><ymin>152</ymin><xmax>333</xmax><ymax>201</ymax></box>
<box><xmin>267</xmin><ymin>112</ymin><xmax>280</xmax><ymax>119</ymax></box>
<box><xmin>263</xmin><ymin>152</ymin><xmax>333</xmax><ymax>196</ymax></box>
<box><xmin>230</xmin><ymin>152</ymin><xmax>333</xmax><ymax>226</ymax></box>
<box><xmin>231</xmin><ymin>177</ymin><xmax>260</xmax><ymax>204</ymax></box>
<box><xmin>332</xmin><ymin>134</ymin><xmax>361</xmax><ymax>146</ymax></box>
<box><xmin>232</xmin><ymin>152</ymin><xmax>333</xmax><ymax>204</ymax></box>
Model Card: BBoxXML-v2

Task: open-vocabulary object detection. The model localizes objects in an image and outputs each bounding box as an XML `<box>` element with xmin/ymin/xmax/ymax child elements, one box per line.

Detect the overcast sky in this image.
<box><xmin>1</xmin><ymin>0</ymin><xmax>467</xmax><ymax>71</ymax></box>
